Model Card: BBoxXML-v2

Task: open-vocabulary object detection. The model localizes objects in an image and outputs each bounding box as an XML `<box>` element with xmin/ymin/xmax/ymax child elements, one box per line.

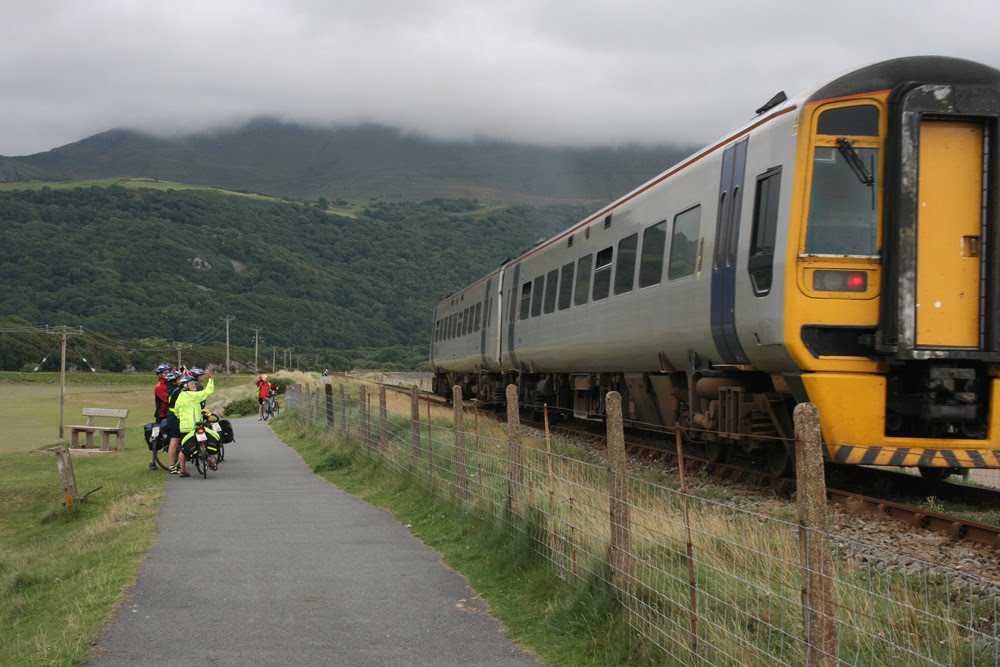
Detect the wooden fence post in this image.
<box><xmin>53</xmin><ymin>446</ymin><xmax>78</xmax><ymax>510</ymax></box>
<box><xmin>794</xmin><ymin>402</ymin><xmax>838</xmax><ymax>667</ymax></box>
<box><xmin>339</xmin><ymin>384</ymin><xmax>347</xmax><ymax>437</ymax></box>
<box><xmin>325</xmin><ymin>383</ymin><xmax>334</xmax><ymax>431</ymax></box>
<box><xmin>453</xmin><ymin>385</ymin><xmax>467</xmax><ymax>500</ymax></box>
<box><xmin>505</xmin><ymin>384</ymin><xmax>522</xmax><ymax>515</ymax></box>
<box><xmin>675</xmin><ymin>424</ymin><xmax>700</xmax><ymax>665</ymax></box>
<box><xmin>359</xmin><ymin>386</ymin><xmax>368</xmax><ymax>451</ymax></box>
<box><xmin>410</xmin><ymin>386</ymin><xmax>420</xmax><ymax>468</ymax></box>
<box><xmin>606</xmin><ymin>391</ymin><xmax>631</xmax><ymax>593</ymax></box>
<box><xmin>379</xmin><ymin>385</ymin><xmax>388</xmax><ymax>451</ymax></box>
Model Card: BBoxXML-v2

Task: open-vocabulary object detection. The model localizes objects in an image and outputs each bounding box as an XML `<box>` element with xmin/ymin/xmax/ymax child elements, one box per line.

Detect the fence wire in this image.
<box><xmin>287</xmin><ymin>383</ymin><xmax>1000</xmax><ymax>667</ymax></box>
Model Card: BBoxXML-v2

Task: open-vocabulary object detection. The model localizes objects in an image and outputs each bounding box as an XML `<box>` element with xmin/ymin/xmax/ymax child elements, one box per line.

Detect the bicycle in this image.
<box><xmin>182</xmin><ymin>420</ymin><xmax>220</xmax><ymax>478</ymax></box>
<box><xmin>147</xmin><ymin>421</ymin><xmax>172</xmax><ymax>471</ymax></box>
<box><xmin>261</xmin><ymin>394</ymin><xmax>280</xmax><ymax>421</ymax></box>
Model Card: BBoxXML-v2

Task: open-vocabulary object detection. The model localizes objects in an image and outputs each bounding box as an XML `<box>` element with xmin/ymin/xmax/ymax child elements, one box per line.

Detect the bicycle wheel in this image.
<box><xmin>152</xmin><ymin>437</ymin><xmax>171</xmax><ymax>471</ymax></box>
<box><xmin>272</xmin><ymin>401</ymin><xmax>280</xmax><ymax>418</ymax></box>
<box><xmin>217</xmin><ymin>442</ymin><xmax>225</xmax><ymax>462</ymax></box>
<box><xmin>262</xmin><ymin>404</ymin><xmax>271</xmax><ymax>422</ymax></box>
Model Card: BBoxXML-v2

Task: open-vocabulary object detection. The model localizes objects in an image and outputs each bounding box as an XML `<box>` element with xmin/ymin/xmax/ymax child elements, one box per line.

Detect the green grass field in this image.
<box><xmin>0</xmin><ymin>177</ymin><xmax>280</xmax><ymax>201</ymax></box>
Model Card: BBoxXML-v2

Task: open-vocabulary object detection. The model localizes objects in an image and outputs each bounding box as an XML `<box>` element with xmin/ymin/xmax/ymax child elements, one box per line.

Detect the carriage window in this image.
<box><xmin>544</xmin><ymin>269</ymin><xmax>559</xmax><ymax>313</ymax></box>
<box><xmin>474</xmin><ymin>303</ymin><xmax>482</xmax><ymax>331</ymax></box>
<box><xmin>749</xmin><ymin>167</ymin><xmax>782</xmax><ymax>296</ymax></box>
<box><xmin>574</xmin><ymin>254</ymin><xmax>593</xmax><ymax>306</ymax></box>
<box><xmin>614</xmin><ymin>233</ymin><xmax>638</xmax><ymax>295</ymax></box>
<box><xmin>519</xmin><ymin>283</ymin><xmax>531</xmax><ymax>320</ymax></box>
<box><xmin>531</xmin><ymin>275</ymin><xmax>545</xmax><ymax>317</ymax></box>
<box><xmin>460</xmin><ymin>308</ymin><xmax>467</xmax><ymax>336</ymax></box>
<box><xmin>593</xmin><ymin>246</ymin><xmax>613</xmax><ymax>300</ymax></box>
<box><xmin>558</xmin><ymin>262</ymin><xmax>574</xmax><ymax>310</ymax></box>
<box><xmin>805</xmin><ymin>145</ymin><xmax>878</xmax><ymax>255</ymax></box>
<box><xmin>639</xmin><ymin>221</ymin><xmax>667</xmax><ymax>288</ymax></box>
<box><xmin>668</xmin><ymin>205</ymin><xmax>701</xmax><ymax>279</ymax></box>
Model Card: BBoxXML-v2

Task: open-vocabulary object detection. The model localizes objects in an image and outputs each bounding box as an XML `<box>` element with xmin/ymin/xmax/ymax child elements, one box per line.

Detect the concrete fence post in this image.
<box><xmin>453</xmin><ymin>385</ymin><xmax>468</xmax><ymax>500</ymax></box>
<box><xmin>410</xmin><ymin>386</ymin><xmax>420</xmax><ymax>468</ymax></box>
<box><xmin>505</xmin><ymin>384</ymin><xmax>522</xmax><ymax>515</ymax></box>
<box><xmin>794</xmin><ymin>402</ymin><xmax>838</xmax><ymax>667</ymax></box>
<box><xmin>606</xmin><ymin>391</ymin><xmax>631</xmax><ymax>593</ymax></box>
<box><xmin>325</xmin><ymin>383</ymin><xmax>334</xmax><ymax>431</ymax></box>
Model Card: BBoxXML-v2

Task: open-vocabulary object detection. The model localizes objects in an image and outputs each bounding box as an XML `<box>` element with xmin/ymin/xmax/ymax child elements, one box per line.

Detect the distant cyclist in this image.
<box><xmin>256</xmin><ymin>374</ymin><xmax>275</xmax><ymax>420</ymax></box>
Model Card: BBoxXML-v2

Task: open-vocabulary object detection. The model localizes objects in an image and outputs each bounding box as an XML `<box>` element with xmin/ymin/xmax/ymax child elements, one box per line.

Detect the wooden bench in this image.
<box><xmin>67</xmin><ymin>408</ymin><xmax>129</xmax><ymax>451</ymax></box>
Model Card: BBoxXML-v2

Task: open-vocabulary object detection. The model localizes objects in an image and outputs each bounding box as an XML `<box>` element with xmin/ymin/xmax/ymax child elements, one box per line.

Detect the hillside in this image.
<box><xmin>0</xmin><ymin>120</ymin><xmax>694</xmax><ymax>205</ymax></box>
<box><xmin>0</xmin><ymin>187</ymin><xmax>587</xmax><ymax>359</ymax></box>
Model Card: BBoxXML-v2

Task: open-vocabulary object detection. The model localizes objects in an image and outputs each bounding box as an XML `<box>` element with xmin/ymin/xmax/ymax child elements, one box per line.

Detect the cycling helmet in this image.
<box><xmin>154</xmin><ymin>363</ymin><xmax>171</xmax><ymax>374</ymax></box>
<box><xmin>178</xmin><ymin>375</ymin><xmax>195</xmax><ymax>387</ymax></box>
<box><xmin>261</xmin><ymin>374</ymin><xmax>269</xmax><ymax>380</ymax></box>
<box><xmin>189</xmin><ymin>367</ymin><xmax>205</xmax><ymax>377</ymax></box>
<box><xmin>164</xmin><ymin>371</ymin><xmax>181</xmax><ymax>381</ymax></box>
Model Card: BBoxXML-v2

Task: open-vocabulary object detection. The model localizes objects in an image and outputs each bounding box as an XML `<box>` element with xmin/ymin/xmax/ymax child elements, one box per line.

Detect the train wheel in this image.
<box><xmin>766</xmin><ymin>444</ymin><xmax>794</xmax><ymax>477</ymax></box>
<box><xmin>705</xmin><ymin>440</ymin><xmax>729</xmax><ymax>464</ymax></box>
<box><xmin>918</xmin><ymin>466</ymin><xmax>952</xmax><ymax>483</ymax></box>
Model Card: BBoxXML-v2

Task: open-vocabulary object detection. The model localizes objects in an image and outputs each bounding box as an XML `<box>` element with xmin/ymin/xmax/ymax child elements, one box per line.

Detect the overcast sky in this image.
<box><xmin>2</xmin><ymin>0</ymin><xmax>998</xmax><ymax>156</ymax></box>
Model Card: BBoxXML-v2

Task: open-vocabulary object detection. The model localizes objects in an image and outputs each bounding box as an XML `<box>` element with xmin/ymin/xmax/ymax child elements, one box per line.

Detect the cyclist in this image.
<box><xmin>153</xmin><ymin>363</ymin><xmax>172</xmax><ymax>422</ymax></box>
<box><xmin>163</xmin><ymin>371</ymin><xmax>185</xmax><ymax>475</ymax></box>
<box><xmin>173</xmin><ymin>370</ymin><xmax>217</xmax><ymax>476</ymax></box>
<box><xmin>256</xmin><ymin>374</ymin><xmax>275</xmax><ymax>420</ymax></box>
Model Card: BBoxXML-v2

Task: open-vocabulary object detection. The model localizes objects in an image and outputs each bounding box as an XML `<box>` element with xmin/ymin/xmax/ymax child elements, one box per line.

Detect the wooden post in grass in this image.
<box><xmin>410</xmin><ymin>386</ymin><xmax>420</xmax><ymax>469</ymax></box>
<box><xmin>675</xmin><ymin>423</ymin><xmax>699</xmax><ymax>665</ymax></box>
<box><xmin>505</xmin><ymin>384</ymin><xmax>522</xmax><ymax>515</ymax></box>
<box><xmin>366</xmin><ymin>394</ymin><xmax>373</xmax><ymax>454</ymax></box>
<box><xmin>453</xmin><ymin>386</ymin><xmax>468</xmax><ymax>501</ymax></box>
<box><xmin>427</xmin><ymin>402</ymin><xmax>434</xmax><ymax>486</ymax></box>
<box><xmin>794</xmin><ymin>402</ymin><xmax>838</xmax><ymax>667</ymax></box>
<box><xmin>606</xmin><ymin>392</ymin><xmax>631</xmax><ymax>593</ymax></box>
<box><xmin>339</xmin><ymin>384</ymin><xmax>347</xmax><ymax>437</ymax></box>
<box><xmin>379</xmin><ymin>385</ymin><xmax>388</xmax><ymax>451</ymax></box>
<box><xmin>544</xmin><ymin>404</ymin><xmax>555</xmax><ymax>519</ymax></box>
<box><xmin>53</xmin><ymin>446</ymin><xmax>78</xmax><ymax>510</ymax></box>
<box><xmin>359</xmin><ymin>386</ymin><xmax>368</xmax><ymax>451</ymax></box>
<box><xmin>325</xmin><ymin>383</ymin><xmax>334</xmax><ymax>431</ymax></box>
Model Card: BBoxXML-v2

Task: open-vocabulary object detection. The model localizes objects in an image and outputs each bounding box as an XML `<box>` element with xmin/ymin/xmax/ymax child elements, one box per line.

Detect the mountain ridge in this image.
<box><xmin>0</xmin><ymin>119</ymin><xmax>696</xmax><ymax>205</ymax></box>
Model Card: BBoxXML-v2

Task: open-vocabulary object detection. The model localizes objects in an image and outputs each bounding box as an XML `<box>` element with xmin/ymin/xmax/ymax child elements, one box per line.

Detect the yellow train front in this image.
<box><xmin>783</xmin><ymin>57</ymin><xmax>1000</xmax><ymax>479</ymax></box>
<box><xmin>430</xmin><ymin>56</ymin><xmax>1000</xmax><ymax>480</ymax></box>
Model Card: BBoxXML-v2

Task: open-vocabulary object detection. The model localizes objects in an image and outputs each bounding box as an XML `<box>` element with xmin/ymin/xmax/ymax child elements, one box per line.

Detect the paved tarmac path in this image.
<box><xmin>87</xmin><ymin>417</ymin><xmax>542</xmax><ymax>666</ymax></box>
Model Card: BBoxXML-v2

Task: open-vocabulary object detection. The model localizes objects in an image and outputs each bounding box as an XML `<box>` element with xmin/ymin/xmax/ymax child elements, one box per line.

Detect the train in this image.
<box><xmin>429</xmin><ymin>56</ymin><xmax>1000</xmax><ymax>479</ymax></box>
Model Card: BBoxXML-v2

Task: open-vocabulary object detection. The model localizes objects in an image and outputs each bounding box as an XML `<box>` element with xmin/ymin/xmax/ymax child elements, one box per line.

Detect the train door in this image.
<box><xmin>506</xmin><ymin>263</ymin><xmax>521</xmax><ymax>368</ymax></box>
<box><xmin>711</xmin><ymin>138</ymin><xmax>750</xmax><ymax>364</ymax></box>
<box><xmin>480</xmin><ymin>278</ymin><xmax>492</xmax><ymax>367</ymax></box>
<box><xmin>915</xmin><ymin>120</ymin><xmax>984</xmax><ymax>348</ymax></box>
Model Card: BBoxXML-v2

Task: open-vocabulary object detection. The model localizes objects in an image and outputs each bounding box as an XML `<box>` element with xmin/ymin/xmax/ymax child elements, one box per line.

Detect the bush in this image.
<box><xmin>270</xmin><ymin>378</ymin><xmax>294</xmax><ymax>394</ymax></box>
<box><xmin>223</xmin><ymin>397</ymin><xmax>258</xmax><ymax>418</ymax></box>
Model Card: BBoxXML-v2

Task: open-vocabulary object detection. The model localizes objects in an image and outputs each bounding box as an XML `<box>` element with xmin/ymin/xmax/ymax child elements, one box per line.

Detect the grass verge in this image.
<box><xmin>272</xmin><ymin>413</ymin><xmax>662</xmax><ymax>667</ymax></box>
<box><xmin>0</xmin><ymin>427</ymin><xmax>167</xmax><ymax>666</ymax></box>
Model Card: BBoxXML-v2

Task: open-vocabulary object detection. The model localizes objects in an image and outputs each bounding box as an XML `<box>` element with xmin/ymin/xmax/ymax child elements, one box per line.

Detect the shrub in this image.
<box><xmin>223</xmin><ymin>397</ymin><xmax>258</xmax><ymax>418</ymax></box>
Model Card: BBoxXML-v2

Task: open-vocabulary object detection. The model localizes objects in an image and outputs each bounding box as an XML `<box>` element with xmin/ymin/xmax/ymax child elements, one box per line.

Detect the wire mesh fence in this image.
<box><xmin>286</xmin><ymin>382</ymin><xmax>1000</xmax><ymax>667</ymax></box>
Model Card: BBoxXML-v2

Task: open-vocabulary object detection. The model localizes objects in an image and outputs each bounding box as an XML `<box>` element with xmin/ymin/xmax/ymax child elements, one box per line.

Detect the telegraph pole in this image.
<box><xmin>251</xmin><ymin>327</ymin><xmax>263</xmax><ymax>374</ymax></box>
<box><xmin>222</xmin><ymin>315</ymin><xmax>235</xmax><ymax>375</ymax></box>
<box><xmin>172</xmin><ymin>342</ymin><xmax>191</xmax><ymax>369</ymax></box>
<box><xmin>44</xmin><ymin>325</ymin><xmax>81</xmax><ymax>439</ymax></box>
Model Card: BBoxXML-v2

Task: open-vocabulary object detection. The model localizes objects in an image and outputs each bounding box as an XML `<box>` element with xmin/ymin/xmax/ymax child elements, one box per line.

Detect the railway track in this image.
<box><xmin>376</xmin><ymin>381</ymin><xmax>1000</xmax><ymax>548</ymax></box>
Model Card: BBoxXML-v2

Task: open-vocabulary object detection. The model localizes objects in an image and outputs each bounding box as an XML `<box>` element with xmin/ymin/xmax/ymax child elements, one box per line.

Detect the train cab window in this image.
<box><xmin>558</xmin><ymin>262</ymin><xmax>574</xmax><ymax>310</ymax></box>
<box><xmin>574</xmin><ymin>254</ymin><xmax>593</xmax><ymax>306</ymax></box>
<box><xmin>749</xmin><ymin>167</ymin><xmax>782</xmax><ymax>296</ymax></box>
<box><xmin>593</xmin><ymin>247</ymin><xmax>613</xmax><ymax>300</ymax></box>
<box><xmin>531</xmin><ymin>275</ymin><xmax>545</xmax><ymax>317</ymax></box>
<box><xmin>668</xmin><ymin>205</ymin><xmax>702</xmax><ymax>280</ymax></box>
<box><xmin>474</xmin><ymin>303</ymin><xmax>482</xmax><ymax>331</ymax></box>
<box><xmin>543</xmin><ymin>269</ymin><xmax>559</xmax><ymax>313</ymax></box>
<box><xmin>614</xmin><ymin>233</ymin><xmax>638</xmax><ymax>295</ymax></box>
<box><xmin>519</xmin><ymin>283</ymin><xmax>532</xmax><ymax>320</ymax></box>
<box><xmin>639</xmin><ymin>221</ymin><xmax>667</xmax><ymax>288</ymax></box>
<box><xmin>805</xmin><ymin>104</ymin><xmax>880</xmax><ymax>256</ymax></box>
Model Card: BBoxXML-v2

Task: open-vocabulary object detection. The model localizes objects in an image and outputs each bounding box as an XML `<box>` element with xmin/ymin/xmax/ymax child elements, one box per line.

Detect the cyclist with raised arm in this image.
<box><xmin>153</xmin><ymin>363</ymin><xmax>172</xmax><ymax>422</ymax></box>
<box><xmin>256</xmin><ymin>374</ymin><xmax>275</xmax><ymax>420</ymax></box>
<box><xmin>173</xmin><ymin>370</ymin><xmax>217</xmax><ymax>476</ymax></box>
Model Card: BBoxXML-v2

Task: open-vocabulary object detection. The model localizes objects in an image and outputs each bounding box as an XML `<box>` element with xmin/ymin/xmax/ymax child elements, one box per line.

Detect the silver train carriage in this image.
<box><xmin>430</xmin><ymin>56</ymin><xmax>1000</xmax><ymax>477</ymax></box>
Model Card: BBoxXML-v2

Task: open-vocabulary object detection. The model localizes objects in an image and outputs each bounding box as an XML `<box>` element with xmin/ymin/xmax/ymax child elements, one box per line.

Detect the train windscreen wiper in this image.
<box><xmin>836</xmin><ymin>138</ymin><xmax>875</xmax><ymax>187</ymax></box>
